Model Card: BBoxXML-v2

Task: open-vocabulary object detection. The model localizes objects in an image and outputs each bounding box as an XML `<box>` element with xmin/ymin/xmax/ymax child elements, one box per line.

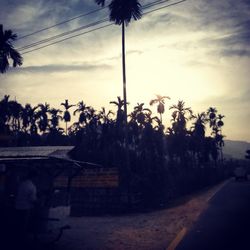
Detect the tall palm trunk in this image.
<box><xmin>122</xmin><ymin>20</ymin><xmax>131</xmax><ymax>206</ymax></box>
<box><xmin>122</xmin><ymin>21</ymin><xmax>127</xmax><ymax>125</ymax></box>
<box><xmin>65</xmin><ymin>121</ymin><xmax>68</xmax><ymax>136</ymax></box>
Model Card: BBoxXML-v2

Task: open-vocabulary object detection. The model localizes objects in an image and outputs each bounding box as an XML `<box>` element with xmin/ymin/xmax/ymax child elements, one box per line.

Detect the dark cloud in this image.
<box><xmin>8</xmin><ymin>63</ymin><xmax>112</xmax><ymax>74</ymax></box>
<box><xmin>220</xmin><ymin>49</ymin><xmax>250</xmax><ymax>57</ymax></box>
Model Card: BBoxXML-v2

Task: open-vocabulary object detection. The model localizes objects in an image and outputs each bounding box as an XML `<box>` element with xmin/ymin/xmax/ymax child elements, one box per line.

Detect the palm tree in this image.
<box><xmin>98</xmin><ymin>107</ymin><xmax>114</xmax><ymax>124</ymax></box>
<box><xmin>0</xmin><ymin>95</ymin><xmax>10</xmax><ymax>133</ymax></box>
<box><xmin>190</xmin><ymin>112</ymin><xmax>208</xmax><ymax>164</ymax></box>
<box><xmin>215</xmin><ymin>114</ymin><xmax>225</xmax><ymax>161</ymax></box>
<box><xmin>0</xmin><ymin>24</ymin><xmax>23</xmax><ymax>73</ymax></box>
<box><xmin>95</xmin><ymin>2</ymin><xmax>142</xmax><ymax>202</ymax></box>
<box><xmin>21</xmin><ymin>104</ymin><xmax>37</xmax><ymax>133</ymax></box>
<box><xmin>207</xmin><ymin>107</ymin><xmax>217</xmax><ymax>129</ymax></box>
<box><xmin>217</xmin><ymin>114</ymin><xmax>225</xmax><ymax>128</ymax></box>
<box><xmin>169</xmin><ymin>100</ymin><xmax>192</xmax><ymax>135</ymax></box>
<box><xmin>150</xmin><ymin>95</ymin><xmax>170</xmax><ymax>124</ymax></box>
<box><xmin>8</xmin><ymin>100</ymin><xmax>23</xmax><ymax>132</ymax></box>
<box><xmin>37</xmin><ymin>103</ymin><xmax>50</xmax><ymax>134</ymax></box>
<box><xmin>131</xmin><ymin>103</ymin><xmax>151</xmax><ymax>126</ymax></box>
<box><xmin>73</xmin><ymin>101</ymin><xmax>90</xmax><ymax>126</ymax></box>
<box><xmin>110</xmin><ymin>96</ymin><xmax>129</xmax><ymax>127</ymax></box>
<box><xmin>49</xmin><ymin>108</ymin><xmax>62</xmax><ymax>131</ymax></box>
<box><xmin>191</xmin><ymin>112</ymin><xmax>207</xmax><ymax>138</ymax></box>
<box><xmin>61</xmin><ymin>99</ymin><xmax>75</xmax><ymax>135</ymax></box>
<box><xmin>95</xmin><ymin>0</ymin><xmax>142</xmax><ymax>135</ymax></box>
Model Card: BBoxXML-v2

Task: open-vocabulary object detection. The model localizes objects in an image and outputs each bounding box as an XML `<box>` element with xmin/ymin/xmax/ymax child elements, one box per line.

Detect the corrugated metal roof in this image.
<box><xmin>0</xmin><ymin>146</ymin><xmax>105</xmax><ymax>168</ymax></box>
<box><xmin>0</xmin><ymin>146</ymin><xmax>74</xmax><ymax>159</ymax></box>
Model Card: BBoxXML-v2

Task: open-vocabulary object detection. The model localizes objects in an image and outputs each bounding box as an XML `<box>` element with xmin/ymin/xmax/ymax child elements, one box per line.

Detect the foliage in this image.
<box><xmin>0</xmin><ymin>95</ymin><xmax>227</xmax><ymax>207</ymax></box>
<box><xmin>0</xmin><ymin>24</ymin><xmax>23</xmax><ymax>73</ymax></box>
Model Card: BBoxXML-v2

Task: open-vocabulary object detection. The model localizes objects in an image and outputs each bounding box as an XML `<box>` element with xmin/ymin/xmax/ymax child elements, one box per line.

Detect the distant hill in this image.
<box><xmin>223</xmin><ymin>140</ymin><xmax>250</xmax><ymax>159</ymax></box>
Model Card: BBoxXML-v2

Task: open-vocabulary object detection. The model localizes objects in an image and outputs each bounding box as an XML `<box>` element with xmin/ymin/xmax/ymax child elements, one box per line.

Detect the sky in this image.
<box><xmin>0</xmin><ymin>0</ymin><xmax>250</xmax><ymax>142</ymax></box>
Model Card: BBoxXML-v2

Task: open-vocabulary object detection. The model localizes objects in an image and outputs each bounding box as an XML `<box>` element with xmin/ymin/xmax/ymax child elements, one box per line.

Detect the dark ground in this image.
<box><xmin>177</xmin><ymin>178</ymin><xmax>250</xmax><ymax>250</ymax></box>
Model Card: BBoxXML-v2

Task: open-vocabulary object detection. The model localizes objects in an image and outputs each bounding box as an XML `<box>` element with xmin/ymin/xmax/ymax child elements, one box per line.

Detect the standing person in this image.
<box><xmin>14</xmin><ymin>170</ymin><xmax>37</xmax><ymax>246</ymax></box>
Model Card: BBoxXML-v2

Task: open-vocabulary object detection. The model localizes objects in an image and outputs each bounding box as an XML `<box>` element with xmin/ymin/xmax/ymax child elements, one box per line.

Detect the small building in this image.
<box><xmin>0</xmin><ymin>146</ymin><xmax>122</xmax><ymax>216</ymax></box>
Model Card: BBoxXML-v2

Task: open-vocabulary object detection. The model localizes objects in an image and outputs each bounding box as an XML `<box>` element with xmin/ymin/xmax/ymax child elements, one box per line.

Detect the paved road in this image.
<box><xmin>176</xmin><ymin>179</ymin><xmax>250</xmax><ymax>250</ymax></box>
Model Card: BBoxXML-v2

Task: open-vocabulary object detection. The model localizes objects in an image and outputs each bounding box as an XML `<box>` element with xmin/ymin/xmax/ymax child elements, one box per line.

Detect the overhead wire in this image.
<box><xmin>17</xmin><ymin>6</ymin><xmax>108</xmax><ymax>40</ymax></box>
<box><xmin>18</xmin><ymin>0</ymin><xmax>172</xmax><ymax>51</ymax></box>
<box><xmin>20</xmin><ymin>0</ymin><xmax>187</xmax><ymax>55</ymax></box>
<box><xmin>18</xmin><ymin>18</ymin><xmax>109</xmax><ymax>51</ymax></box>
<box><xmin>18</xmin><ymin>0</ymin><xmax>169</xmax><ymax>41</ymax></box>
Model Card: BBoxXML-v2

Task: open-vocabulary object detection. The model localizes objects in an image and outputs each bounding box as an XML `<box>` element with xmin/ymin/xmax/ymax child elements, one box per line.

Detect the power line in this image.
<box><xmin>18</xmin><ymin>18</ymin><xmax>109</xmax><ymax>51</ymax></box>
<box><xmin>21</xmin><ymin>23</ymin><xmax>113</xmax><ymax>55</ymax></box>
<box><xmin>18</xmin><ymin>0</ymin><xmax>171</xmax><ymax>51</ymax></box>
<box><xmin>17</xmin><ymin>0</ymin><xmax>169</xmax><ymax>41</ymax></box>
<box><xmin>21</xmin><ymin>0</ymin><xmax>187</xmax><ymax>55</ymax></box>
<box><xmin>144</xmin><ymin>0</ymin><xmax>187</xmax><ymax>15</ymax></box>
<box><xmin>17</xmin><ymin>6</ymin><xmax>108</xmax><ymax>40</ymax></box>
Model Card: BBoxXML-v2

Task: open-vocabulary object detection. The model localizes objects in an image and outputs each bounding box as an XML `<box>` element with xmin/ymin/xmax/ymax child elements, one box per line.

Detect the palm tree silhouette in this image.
<box><xmin>110</xmin><ymin>96</ymin><xmax>128</xmax><ymax>127</ymax></box>
<box><xmin>191</xmin><ymin>112</ymin><xmax>207</xmax><ymax>138</ymax></box>
<box><xmin>169</xmin><ymin>100</ymin><xmax>192</xmax><ymax>134</ymax></box>
<box><xmin>0</xmin><ymin>24</ymin><xmax>23</xmax><ymax>73</ymax></box>
<box><xmin>73</xmin><ymin>101</ymin><xmax>90</xmax><ymax>126</ymax></box>
<box><xmin>21</xmin><ymin>104</ymin><xmax>38</xmax><ymax>133</ymax></box>
<box><xmin>37</xmin><ymin>103</ymin><xmax>50</xmax><ymax>134</ymax></box>
<box><xmin>217</xmin><ymin>114</ymin><xmax>225</xmax><ymax>128</ymax></box>
<box><xmin>0</xmin><ymin>95</ymin><xmax>10</xmax><ymax>133</ymax></box>
<box><xmin>130</xmin><ymin>103</ymin><xmax>151</xmax><ymax>126</ymax></box>
<box><xmin>61</xmin><ymin>99</ymin><xmax>75</xmax><ymax>135</ymax></box>
<box><xmin>150</xmin><ymin>95</ymin><xmax>170</xmax><ymax>124</ymax></box>
<box><xmin>207</xmin><ymin>107</ymin><xmax>217</xmax><ymax>128</ymax></box>
<box><xmin>95</xmin><ymin>0</ymin><xmax>142</xmax><ymax>134</ymax></box>
<box><xmin>98</xmin><ymin>107</ymin><xmax>114</xmax><ymax>124</ymax></box>
<box><xmin>8</xmin><ymin>100</ymin><xmax>23</xmax><ymax>132</ymax></box>
<box><xmin>49</xmin><ymin>108</ymin><xmax>62</xmax><ymax>131</ymax></box>
<box><xmin>215</xmin><ymin>114</ymin><xmax>225</xmax><ymax>161</ymax></box>
<box><xmin>190</xmin><ymin>112</ymin><xmax>208</xmax><ymax>164</ymax></box>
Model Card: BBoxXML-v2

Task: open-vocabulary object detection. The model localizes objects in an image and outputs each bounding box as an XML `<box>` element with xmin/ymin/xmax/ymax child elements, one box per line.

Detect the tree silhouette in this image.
<box><xmin>61</xmin><ymin>99</ymin><xmax>75</xmax><ymax>135</ymax></box>
<box><xmin>207</xmin><ymin>107</ymin><xmax>217</xmax><ymax>128</ymax></box>
<box><xmin>130</xmin><ymin>103</ymin><xmax>151</xmax><ymax>126</ymax></box>
<box><xmin>190</xmin><ymin>112</ymin><xmax>208</xmax><ymax>164</ymax></box>
<box><xmin>0</xmin><ymin>95</ymin><xmax>10</xmax><ymax>133</ymax></box>
<box><xmin>110</xmin><ymin>96</ymin><xmax>126</xmax><ymax>127</ymax></box>
<box><xmin>96</xmin><ymin>1</ymin><xmax>142</xmax><ymax>181</ymax></box>
<box><xmin>0</xmin><ymin>24</ymin><xmax>23</xmax><ymax>73</ymax></box>
<box><xmin>37</xmin><ymin>103</ymin><xmax>50</xmax><ymax>133</ymax></box>
<box><xmin>245</xmin><ymin>150</ymin><xmax>250</xmax><ymax>160</ymax></box>
<box><xmin>21</xmin><ymin>104</ymin><xmax>38</xmax><ymax>133</ymax></box>
<box><xmin>169</xmin><ymin>100</ymin><xmax>192</xmax><ymax>135</ymax></box>
<box><xmin>98</xmin><ymin>107</ymin><xmax>114</xmax><ymax>124</ymax></box>
<box><xmin>150</xmin><ymin>95</ymin><xmax>170</xmax><ymax>124</ymax></box>
<box><xmin>217</xmin><ymin>114</ymin><xmax>225</xmax><ymax>128</ymax></box>
<box><xmin>49</xmin><ymin>108</ymin><xmax>62</xmax><ymax>131</ymax></box>
<box><xmin>8</xmin><ymin>100</ymin><xmax>23</xmax><ymax>132</ymax></box>
<box><xmin>73</xmin><ymin>101</ymin><xmax>90</xmax><ymax>126</ymax></box>
<box><xmin>191</xmin><ymin>112</ymin><xmax>207</xmax><ymax>138</ymax></box>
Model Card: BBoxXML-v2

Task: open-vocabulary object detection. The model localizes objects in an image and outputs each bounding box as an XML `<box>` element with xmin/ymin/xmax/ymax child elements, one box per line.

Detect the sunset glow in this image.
<box><xmin>1</xmin><ymin>0</ymin><xmax>249</xmax><ymax>141</ymax></box>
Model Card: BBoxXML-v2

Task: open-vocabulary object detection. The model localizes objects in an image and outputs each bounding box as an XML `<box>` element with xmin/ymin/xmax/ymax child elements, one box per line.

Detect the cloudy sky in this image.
<box><xmin>1</xmin><ymin>0</ymin><xmax>250</xmax><ymax>141</ymax></box>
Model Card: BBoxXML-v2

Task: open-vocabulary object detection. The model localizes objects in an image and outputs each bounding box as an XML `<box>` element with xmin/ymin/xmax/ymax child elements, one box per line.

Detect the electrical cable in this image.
<box><xmin>21</xmin><ymin>0</ymin><xmax>187</xmax><ymax>55</ymax></box>
<box><xmin>17</xmin><ymin>6</ymin><xmax>108</xmax><ymax>40</ymax></box>
<box><xmin>18</xmin><ymin>0</ymin><xmax>172</xmax><ymax>51</ymax></box>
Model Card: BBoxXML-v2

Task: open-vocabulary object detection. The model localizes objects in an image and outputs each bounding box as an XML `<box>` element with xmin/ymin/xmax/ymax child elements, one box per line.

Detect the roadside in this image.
<box><xmin>55</xmin><ymin>179</ymin><xmax>231</xmax><ymax>250</ymax></box>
